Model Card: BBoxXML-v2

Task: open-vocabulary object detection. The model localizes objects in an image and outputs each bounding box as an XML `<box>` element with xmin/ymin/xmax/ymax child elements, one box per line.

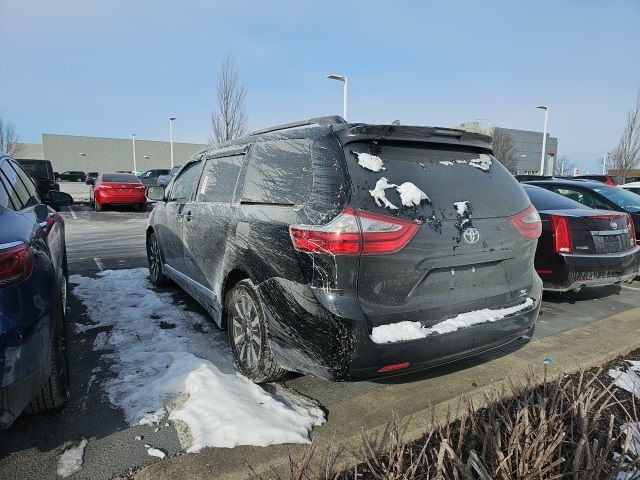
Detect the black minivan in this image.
<box><xmin>145</xmin><ymin>117</ymin><xmax>543</xmax><ymax>382</ymax></box>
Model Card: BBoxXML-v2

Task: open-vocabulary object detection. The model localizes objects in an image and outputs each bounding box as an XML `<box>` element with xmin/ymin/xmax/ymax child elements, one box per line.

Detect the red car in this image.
<box><xmin>90</xmin><ymin>173</ymin><xmax>147</xmax><ymax>211</ymax></box>
<box><xmin>572</xmin><ymin>174</ymin><xmax>623</xmax><ymax>186</ymax></box>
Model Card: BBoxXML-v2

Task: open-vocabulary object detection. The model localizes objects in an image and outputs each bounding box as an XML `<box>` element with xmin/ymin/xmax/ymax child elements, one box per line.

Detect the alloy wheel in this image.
<box><xmin>148</xmin><ymin>235</ymin><xmax>162</xmax><ymax>279</ymax></box>
<box><xmin>231</xmin><ymin>292</ymin><xmax>262</xmax><ymax>369</ymax></box>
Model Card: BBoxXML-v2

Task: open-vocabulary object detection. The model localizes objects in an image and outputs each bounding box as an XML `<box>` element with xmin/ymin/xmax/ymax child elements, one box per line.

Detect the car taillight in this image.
<box><xmin>509</xmin><ymin>204</ymin><xmax>541</xmax><ymax>239</ymax></box>
<box><xmin>549</xmin><ymin>215</ymin><xmax>572</xmax><ymax>253</ymax></box>
<box><xmin>289</xmin><ymin>207</ymin><xmax>420</xmax><ymax>255</ymax></box>
<box><xmin>627</xmin><ymin>213</ymin><xmax>637</xmax><ymax>245</ymax></box>
<box><xmin>0</xmin><ymin>244</ymin><xmax>33</xmax><ymax>288</ymax></box>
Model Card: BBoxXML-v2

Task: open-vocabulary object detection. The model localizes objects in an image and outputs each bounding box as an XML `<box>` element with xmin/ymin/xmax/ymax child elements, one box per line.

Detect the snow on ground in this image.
<box><xmin>369</xmin><ymin>177</ymin><xmax>398</xmax><ymax>210</ymax></box>
<box><xmin>371</xmin><ymin>298</ymin><xmax>534</xmax><ymax>344</ymax></box>
<box><xmin>353</xmin><ymin>151</ymin><xmax>386</xmax><ymax>172</ymax></box>
<box><xmin>396</xmin><ymin>182</ymin><xmax>429</xmax><ymax>207</ymax></box>
<box><xmin>70</xmin><ymin>268</ymin><xmax>324</xmax><ymax>452</ymax></box>
<box><xmin>57</xmin><ymin>439</ymin><xmax>88</xmax><ymax>478</ymax></box>
<box><xmin>454</xmin><ymin>201</ymin><xmax>470</xmax><ymax>217</ymax></box>
<box><xmin>609</xmin><ymin>361</ymin><xmax>640</xmax><ymax>399</ymax></box>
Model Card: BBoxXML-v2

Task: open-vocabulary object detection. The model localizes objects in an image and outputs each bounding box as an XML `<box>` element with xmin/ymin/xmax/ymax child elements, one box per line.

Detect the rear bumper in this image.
<box><xmin>96</xmin><ymin>190</ymin><xmax>146</xmax><ymax>205</ymax></box>
<box><xmin>539</xmin><ymin>246</ymin><xmax>640</xmax><ymax>292</ymax></box>
<box><xmin>257</xmin><ymin>275</ymin><xmax>542</xmax><ymax>381</ymax></box>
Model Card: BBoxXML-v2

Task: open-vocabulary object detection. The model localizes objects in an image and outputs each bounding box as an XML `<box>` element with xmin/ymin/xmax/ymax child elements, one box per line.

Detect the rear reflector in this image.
<box><xmin>536</xmin><ymin>269</ymin><xmax>552</xmax><ymax>274</ymax></box>
<box><xmin>0</xmin><ymin>244</ymin><xmax>33</xmax><ymax>288</ymax></box>
<box><xmin>377</xmin><ymin>362</ymin><xmax>410</xmax><ymax>373</ymax></box>
<box><xmin>509</xmin><ymin>204</ymin><xmax>542</xmax><ymax>239</ymax></box>
<box><xmin>290</xmin><ymin>207</ymin><xmax>420</xmax><ymax>255</ymax></box>
<box><xmin>549</xmin><ymin>215</ymin><xmax>572</xmax><ymax>253</ymax></box>
<box><xmin>628</xmin><ymin>213</ymin><xmax>637</xmax><ymax>245</ymax></box>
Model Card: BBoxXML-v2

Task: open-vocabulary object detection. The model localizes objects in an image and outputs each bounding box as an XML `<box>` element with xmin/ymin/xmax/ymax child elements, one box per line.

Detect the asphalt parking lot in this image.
<box><xmin>3</xmin><ymin>202</ymin><xmax>640</xmax><ymax>479</ymax></box>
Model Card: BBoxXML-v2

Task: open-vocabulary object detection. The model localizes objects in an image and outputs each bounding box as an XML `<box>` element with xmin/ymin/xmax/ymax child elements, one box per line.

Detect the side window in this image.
<box><xmin>168</xmin><ymin>161</ymin><xmax>202</xmax><ymax>203</ymax></box>
<box><xmin>241</xmin><ymin>139</ymin><xmax>312</xmax><ymax>205</ymax></box>
<box><xmin>10</xmin><ymin>161</ymin><xmax>40</xmax><ymax>204</ymax></box>
<box><xmin>196</xmin><ymin>155</ymin><xmax>243</xmax><ymax>203</ymax></box>
<box><xmin>554</xmin><ymin>187</ymin><xmax>611</xmax><ymax>210</ymax></box>
<box><xmin>0</xmin><ymin>170</ymin><xmax>11</xmax><ymax>210</ymax></box>
<box><xmin>0</xmin><ymin>161</ymin><xmax>32</xmax><ymax>209</ymax></box>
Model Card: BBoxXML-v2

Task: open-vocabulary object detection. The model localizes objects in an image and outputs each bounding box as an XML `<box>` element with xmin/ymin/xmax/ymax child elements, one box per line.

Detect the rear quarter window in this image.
<box><xmin>344</xmin><ymin>142</ymin><xmax>529</xmax><ymax>220</ymax></box>
<box><xmin>196</xmin><ymin>155</ymin><xmax>243</xmax><ymax>203</ymax></box>
<box><xmin>241</xmin><ymin>139</ymin><xmax>312</xmax><ymax>205</ymax></box>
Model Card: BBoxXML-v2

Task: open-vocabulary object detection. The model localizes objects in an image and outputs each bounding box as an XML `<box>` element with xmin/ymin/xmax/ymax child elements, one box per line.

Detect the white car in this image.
<box><xmin>620</xmin><ymin>181</ymin><xmax>640</xmax><ymax>195</ymax></box>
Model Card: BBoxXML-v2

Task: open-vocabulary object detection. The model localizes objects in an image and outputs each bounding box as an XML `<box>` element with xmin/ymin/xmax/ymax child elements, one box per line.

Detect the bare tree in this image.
<box><xmin>209</xmin><ymin>53</ymin><xmax>248</xmax><ymax>144</ymax></box>
<box><xmin>609</xmin><ymin>90</ymin><xmax>640</xmax><ymax>178</ymax></box>
<box><xmin>491</xmin><ymin>128</ymin><xmax>519</xmax><ymax>173</ymax></box>
<box><xmin>0</xmin><ymin>117</ymin><xmax>24</xmax><ymax>156</ymax></box>
<box><xmin>553</xmin><ymin>155</ymin><xmax>576</xmax><ymax>176</ymax></box>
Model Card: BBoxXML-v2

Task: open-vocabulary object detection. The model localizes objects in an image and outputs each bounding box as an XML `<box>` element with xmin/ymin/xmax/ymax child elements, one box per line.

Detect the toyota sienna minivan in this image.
<box><xmin>145</xmin><ymin>116</ymin><xmax>542</xmax><ymax>382</ymax></box>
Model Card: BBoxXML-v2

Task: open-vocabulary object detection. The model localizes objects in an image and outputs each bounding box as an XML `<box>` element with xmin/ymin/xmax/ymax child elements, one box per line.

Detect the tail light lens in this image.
<box><xmin>0</xmin><ymin>244</ymin><xmax>33</xmax><ymax>288</ymax></box>
<box><xmin>289</xmin><ymin>207</ymin><xmax>420</xmax><ymax>255</ymax></box>
<box><xmin>627</xmin><ymin>213</ymin><xmax>637</xmax><ymax>245</ymax></box>
<box><xmin>509</xmin><ymin>204</ymin><xmax>542</xmax><ymax>239</ymax></box>
<box><xmin>550</xmin><ymin>215</ymin><xmax>572</xmax><ymax>253</ymax></box>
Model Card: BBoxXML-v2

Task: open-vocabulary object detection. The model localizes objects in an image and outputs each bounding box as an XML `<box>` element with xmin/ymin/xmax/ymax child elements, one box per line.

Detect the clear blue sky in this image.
<box><xmin>1</xmin><ymin>0</ymin><xmax>639</xmax><ymax>173</ymax></box>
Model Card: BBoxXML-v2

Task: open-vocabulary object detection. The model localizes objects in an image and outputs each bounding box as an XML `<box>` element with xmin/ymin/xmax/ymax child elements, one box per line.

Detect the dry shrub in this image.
<box><xmin>250</xmin><ymin>368</ymin><xmax>640</xmax><ymax>480</ymax></box>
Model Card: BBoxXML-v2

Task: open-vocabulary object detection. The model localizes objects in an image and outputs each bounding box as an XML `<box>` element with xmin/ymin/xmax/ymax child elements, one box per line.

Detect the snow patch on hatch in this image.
<box><xmin>468</xmin><ymin>154</ymin><xmax>493</xmax><ymax>172</ymax></box>
<box><xmin>453</xmin><ymin>201</ymin><xmax>470</xmax><ymax>217</ymax></box>
<box><xmin>370</xmin><ymin>298</ymin><xmax>534</xmax><ymax>344</ymax></box>
<box><xmin>353</xmin><ymin>151</ymin><xmax>386</xmax><ymax>172</ymax></box>
<box><xmin>369</xmin><ymin>177</ymin><xmax>398</xmax><ymax>209</ymax></box>
<box><xmin>396</xmin><ymin>182</ymin><xmax>429</xmax><ymax>207</ymax></box>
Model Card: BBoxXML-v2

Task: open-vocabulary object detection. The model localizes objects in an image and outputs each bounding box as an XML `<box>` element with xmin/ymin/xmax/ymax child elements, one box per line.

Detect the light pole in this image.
<box><xmin>602</xmin><ymin>153</ymin><xmax>611</xmax><ymax>174</ymax></box>
<box><xmin>326</xmin><ymin>74</ymin><xmax>348</xmax><ymax>120</ymax></box>
<box><xmin>169</xmin><ymin>117</ymin><xmax>176</xmax><ymax>168</ymax></box>
<box><xmin>131</xmin><ymin>134</ymin><xmax>137</xmax><ymax>174</ymax></box>
<box><xmin>536</xmin><ymin>105</ymin><xmax>549</xmax><ymax>175</ymax></box>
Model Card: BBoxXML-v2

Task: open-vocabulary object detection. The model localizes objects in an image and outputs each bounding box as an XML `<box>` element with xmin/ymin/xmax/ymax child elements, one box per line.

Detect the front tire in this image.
<box><xmin>147</xmin><ymin>231</ymin><xmax>169</xmax><ymax>286</ymax></box>
<box><xmin>226</xmin><ymin>280</ymin><xmax>286</xmax><ymax>383</ymax></box>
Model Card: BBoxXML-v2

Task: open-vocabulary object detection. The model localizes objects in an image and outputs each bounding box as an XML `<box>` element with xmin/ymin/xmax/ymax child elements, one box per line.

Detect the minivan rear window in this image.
<box><xmin>344</xmin><ymin>143</ymin><xmax>529</xmax><ymax>219</ymax></box>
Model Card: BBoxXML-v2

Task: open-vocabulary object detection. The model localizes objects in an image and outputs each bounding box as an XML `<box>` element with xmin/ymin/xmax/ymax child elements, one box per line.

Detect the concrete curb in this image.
<box><xmin>132</xmin><ymin>305</ymin><xmax>640</xmax><ymax>480</ymax></box>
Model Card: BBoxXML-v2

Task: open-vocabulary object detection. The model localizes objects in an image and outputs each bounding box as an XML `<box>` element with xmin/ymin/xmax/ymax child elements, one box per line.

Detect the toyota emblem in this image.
<box><xmin>463</xmin><ymin>227</ymin><xmax>480</xmax><ymax>244</ymax></box>
<box><xmin>610</xmin><ymin>219</ymin><xmax>618</xmax><ymax>229</ymax></box>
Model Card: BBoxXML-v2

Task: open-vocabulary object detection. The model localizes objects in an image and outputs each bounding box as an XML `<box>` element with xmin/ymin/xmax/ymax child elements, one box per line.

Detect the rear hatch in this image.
<box><xmin>344</xmin><ymin>142</ymin><xmax>535</xmax><ymax>328</ymax></box>
<box><xmin>105</xmin><ymin>182</ymin><xmax>144</xmax><ymax>196</ymax></box>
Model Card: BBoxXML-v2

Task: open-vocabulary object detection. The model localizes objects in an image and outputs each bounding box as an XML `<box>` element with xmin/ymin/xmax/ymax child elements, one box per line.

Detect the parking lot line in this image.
<box><xmin>68</xmin><ymin>206</ymin><xmax>78</xmax><ymax>220</ymax></box>
<box><xmin>93</xmin><ymin>257</ymin><xmax>106</xmax><ymax>271</ymax></box>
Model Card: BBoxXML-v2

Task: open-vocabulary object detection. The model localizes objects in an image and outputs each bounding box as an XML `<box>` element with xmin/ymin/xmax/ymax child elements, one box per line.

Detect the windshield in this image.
<box><xmin>592</xmin><ymin>185</ymin><xmax>640</xmax><ymax>212</ymax></box>
<box><xmin>102</xmin><ymin>173</ymin><xmax>141</xmax><ymax>183</ymax></box>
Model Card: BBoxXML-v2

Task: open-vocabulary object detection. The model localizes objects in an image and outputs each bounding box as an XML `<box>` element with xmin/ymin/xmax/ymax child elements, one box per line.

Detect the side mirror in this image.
<box><xmin>146</xmin><ymin>185</ymin><xmax>165</xmax><ymax>201</ymax></box>
<box><xmin>47</xmin><ymin>190</ymin><xmax>74</xmax><ymax>208</ymax></box>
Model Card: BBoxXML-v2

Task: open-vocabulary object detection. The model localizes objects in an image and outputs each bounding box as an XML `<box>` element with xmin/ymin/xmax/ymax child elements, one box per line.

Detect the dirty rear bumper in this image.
<box><xmin>257</xmin><ymin>275</ymin><xmax>542</xmax><ymax>381</ymax></box>
<box><xmin>540</xmin><ymin>247</ymin><xmax>640</xmax><ymax>292</ymax></box>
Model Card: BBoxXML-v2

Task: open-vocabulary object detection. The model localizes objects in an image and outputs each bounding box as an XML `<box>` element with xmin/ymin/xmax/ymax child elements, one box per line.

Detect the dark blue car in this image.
<box><xmin>0</xmin><ymin>152</ymin><xmax>73</xmax><ymax>428</ymax></box>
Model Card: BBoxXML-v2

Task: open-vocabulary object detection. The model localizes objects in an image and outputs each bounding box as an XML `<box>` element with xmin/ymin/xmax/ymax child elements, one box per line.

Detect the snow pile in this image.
<box><xmin>371</xmin><ymin>298</ymin><xmax>534</xmax><ymax>344</ymax></box>
<box><xmin>454</xmin><ymin>201</ymin><xmax>470</xmax><ymax>217</ymax></box>
<box><xmin>369</xmin><ymin>177</ymin><xmax>398</xmax><ymax>210</ymax></box>
<box><xmin>57</xmin><ymin>439</ymin><xmax>88</xmax><ymax>478</ymax></box>
<box><xmin>439</xmin><ymin>160</ymin><xmax>454</xmax><ymax>166</ymax></box>
<box><xmin>147</xmin><ymin>447</ymin><xmax>166</xmax><ymax>459</ymax></box>
<box><xmin>609</xmin><ymin>361</ymin><xmax>640</xmax><ymax>399</ymax></box>
<box><xmin>353</xmin><ymin>152</ymin><xmax>386</xmax><ymax>172</ymax></box>
<box><xmin>396</xmin><ymin>182</ymin><xmax>429</xmax><ymax>207</ymax></box>
<box><xmin>70</xmin><ymin>269</ymin><xmax>324</xmax><ymax>452</ymax></box>
<box><xmin>469</xmin><ymin>154</ymin><xmax>493</xmax><ymax>172</ymax></box>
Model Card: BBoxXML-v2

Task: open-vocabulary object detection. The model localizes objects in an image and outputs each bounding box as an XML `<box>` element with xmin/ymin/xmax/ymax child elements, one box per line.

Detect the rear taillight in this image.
<box><xmin>627</xmin><ymin>213</ymin><xmax>637</xmax><ymax>245</ymax></box>
<box><xmin>509</xmin><ymin>204</ymin><xmax>542</xmax><ymax>239</ymax></box>
<box><xmin>549</xmin><ymin>215</ymin><xmax>572</xmax><ymax>253</ymax></box>
<box><xmin>0</xmin><ymin>244</ymin><xmax>33</xmax><ymax>288</ymax></box>
<box><xmin>289</xmin><ymin>207</ymin><xmax>420</xmax><ymax>255</ymax></box>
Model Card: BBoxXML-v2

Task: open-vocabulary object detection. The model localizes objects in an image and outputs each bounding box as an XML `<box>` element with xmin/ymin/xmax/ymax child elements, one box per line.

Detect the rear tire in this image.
<box><xmin>25</xmin><ymin>279</ymin><xmax>70</xmax><ymax>414</ymax></box>
<box><xmin>226</xmin><ymin>280</ymin><xmax>286</xmax><ymax>383</ymax></box>
<box><xmin>94</xmin><ymin>201</ymin><xmax>102</xmax><ymax>212</ymax></box>
<box><xmin>137</xmin><ymin>203</ymin><xmax>146</xmax><ymax>212</ymax></box>
<box><xmin>147</xmin><ymin>232</ymin><xmax>169</xmax><ymax>286</ymax></box>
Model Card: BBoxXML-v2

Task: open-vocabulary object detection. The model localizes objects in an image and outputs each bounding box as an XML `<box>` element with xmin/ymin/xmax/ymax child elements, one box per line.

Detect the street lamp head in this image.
<box><xmin>132</xmin><ymin>133</ymin><xmax>136</xmax><ymax>137</ymax></box>
<box><xmin>326</xmin><ymin>74</ymin><xmax>346</xmax><ymax>82</ymax></box>
<box><xmin>79</xmin><ymin>152</ymin><xmax>86</xmax><ymax>157</ymax></box>
<box><xmin>536</xmin><ymin>105</ymin><xmax>548</xmax><ymax>111</ymax></box>
<box><xmin>169</xmin><ymin>117</ymin><xmax>176</xmax><ymax>121</ymax></box>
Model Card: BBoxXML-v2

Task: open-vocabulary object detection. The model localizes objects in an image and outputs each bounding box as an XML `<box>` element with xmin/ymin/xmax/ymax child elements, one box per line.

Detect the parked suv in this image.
<box><xmin>0</xmin><ymin>153</ymin><xmax>73</xmax><ymax>428</ymax></box>
<box><xmin>16</xmin><ymin>159</ymin><xmax>59</xmax><ymax>201</ymax></box>
<box><xmin>145</xmin><ymin>117</ymin><xmax>543</xmax><ymax>382</ymax></box>
<box><xmin>58</xmin><ymin>171</ymin><xmax>86</xmax><ymax>182</ymax></box>
<box><xmin>138</xmin><ymin>168</ymin><xmax>170</xmax><ymax>187</ymax></box>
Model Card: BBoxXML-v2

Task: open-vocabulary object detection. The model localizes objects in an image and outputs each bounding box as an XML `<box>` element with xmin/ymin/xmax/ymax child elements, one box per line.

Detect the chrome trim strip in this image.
<box><xmin>164</xmin><ymin>264</ymin><xmax>216</xmax><ymax>300</ymax></box>
<box><xmin>561</xmin><ymin>245</ymin><xmax>640</xmax><ymax>259</ymax></box>
<box><xmin>0</xmin><ymin>241</ymin><xmax>23</xmax><ymax>250</ymax></box>
<box><xmin>590</xmin><ymin>229</ymin><xmax>628</xmax><ymax>236</ymax></box>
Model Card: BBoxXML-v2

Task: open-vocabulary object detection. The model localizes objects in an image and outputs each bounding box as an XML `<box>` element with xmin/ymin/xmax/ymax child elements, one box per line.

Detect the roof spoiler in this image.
<box><xmin>251</xmin><ymin>116</ymin><xmax>346</xmax><ymax>135</ymax></box>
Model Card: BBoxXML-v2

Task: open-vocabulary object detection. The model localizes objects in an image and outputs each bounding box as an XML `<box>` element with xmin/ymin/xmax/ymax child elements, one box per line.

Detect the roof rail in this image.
<box><xmin>251</xmin><ymin>116</ymin><xmax>346</xmax><ymax>135</ymax></box>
